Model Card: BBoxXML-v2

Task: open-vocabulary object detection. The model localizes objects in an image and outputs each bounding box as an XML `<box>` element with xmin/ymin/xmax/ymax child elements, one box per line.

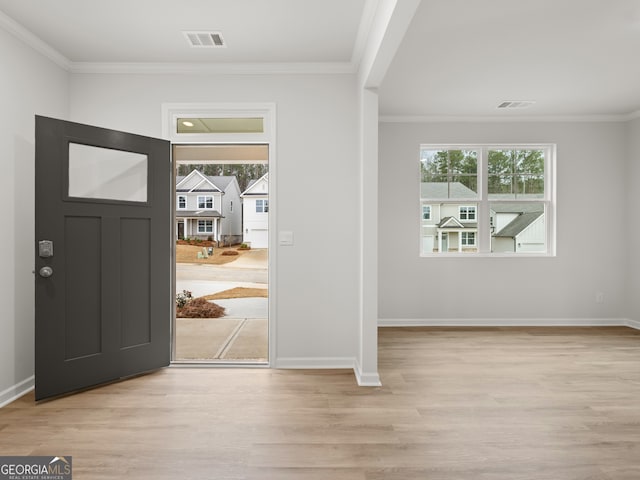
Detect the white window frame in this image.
<box><xmin>461</xmin><ymin>231</ymin><xmax>476</xmax><ymax>246</ymax></box>
<box><xmin>197</xmin><ymin>220</ymin><xmax>213</xmax><ymax>233</ymax></box>
<box><xmin>256</xmin><ymin>199</ymin><xmax>268</xmax><ymax>213</ymax></box>
<box><xmin>177</xmin><ymin>195</ymin><xmax>187</xmax><ymax>210</ymax></box>
<box><xmin>422</xmin><ymin>205</ymin><xmax>431</xmax><ymax>220</ymax></box>
<box><xmin>459</xmin><ymin>206</ymin><xmax>476</xmax><ymax>221</ymax></box>
<box><xmin>197</xmin><ymin>195</ymin><xmax>214</xmax><ymax>209</ymax></box>
<box><xmin>420</xmin><ymin>144</ymin><xmax>556</xmax><ymax>257</ymax></box>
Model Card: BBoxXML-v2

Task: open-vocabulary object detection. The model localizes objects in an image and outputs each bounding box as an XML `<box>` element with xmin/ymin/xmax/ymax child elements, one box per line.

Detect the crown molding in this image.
<box><xmin>380</xmin><ymin>112</ymin><xmax>640</xmax><ymax>123</ymax></box>
<box><xmin>0</xmin><ymin>10</ymin><xmax>70</xmax><ymax>70</ymax></box>
<box><xmin>69</xmin><ymin>61</ymin><xmax>357</xmax><ymax>75</ymax></box>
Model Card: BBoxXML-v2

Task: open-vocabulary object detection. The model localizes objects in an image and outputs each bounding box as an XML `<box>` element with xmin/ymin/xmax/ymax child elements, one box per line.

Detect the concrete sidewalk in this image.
<box><xmin>175</xmin><ymin>317</ymin><xmax>267</xmax><ymax>362</ymax></box>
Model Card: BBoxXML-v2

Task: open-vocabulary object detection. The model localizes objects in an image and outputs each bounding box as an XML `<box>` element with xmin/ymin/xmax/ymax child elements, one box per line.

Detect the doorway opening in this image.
<box><xmin>173</xmin><ymin>144</ymin><xmax>269</xmax><ymax>364</ymax></box>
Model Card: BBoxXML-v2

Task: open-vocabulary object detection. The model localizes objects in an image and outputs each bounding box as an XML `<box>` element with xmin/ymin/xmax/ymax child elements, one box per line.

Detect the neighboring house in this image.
<box><xmin>421</xmin><ymin>182</ymin><xmax>478</xmax><ymax>254</ymax></box>
<box><xmin>240</xmin><ymin>172</ymin><xmax>269</xmax><ymax>248</ymax></box>
<box><xmin>491</xmin><ymin>204</ymin><xmax>545</xmax><ymax>253</ymax></box>
<box><xmin>421</xmin><ymin>184</ymin><xmax>546</xmax><ymax>254</ymax></box>
<box><xmin>176</xmin><ymin>170</ymin><xmax>242</xmax><ymax>245</ymax></box>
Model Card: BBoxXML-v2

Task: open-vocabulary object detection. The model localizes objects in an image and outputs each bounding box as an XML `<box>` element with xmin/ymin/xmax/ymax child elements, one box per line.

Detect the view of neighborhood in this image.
<box><xmin>420</xmin><ymin>148</ymin><xmax>547</xmax><ymax>254</ymax></box>
<box><xmin>174</xmin><ymin>163</ymin><xmax>269</xmax><ymax>363</ymax></box>
<box><xmin>175</xmin><ymin>164</ymin><xmax>269</xmax><ymax>247</ymax></box>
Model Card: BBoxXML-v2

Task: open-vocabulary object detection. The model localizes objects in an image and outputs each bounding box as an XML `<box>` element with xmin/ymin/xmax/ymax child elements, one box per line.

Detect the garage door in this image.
<box><xmin>248</xmin><ymin>229</ymin><xmax>268</xmax><ymax>248</ymax></box>
<box><xmin>422</xmin><ymin>235</ymin><xmax>434</xmax><ymax>255</ymax></box>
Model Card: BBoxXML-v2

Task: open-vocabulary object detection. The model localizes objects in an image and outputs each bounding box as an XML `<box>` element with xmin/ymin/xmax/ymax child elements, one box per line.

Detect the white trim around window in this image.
<box><xmin>197</xmin><ymin>220</ymin><xmax>214</xmax><ymax>233</ymax></box>
<box><xmin>177</xmin><ymin>195</ymin><xmax>187</xmax><ymax>210</ymax></box>
<box><xmin>197</xmin><ymin>195</ymin><xmax>214</xmax><ymax>209</ymax></box>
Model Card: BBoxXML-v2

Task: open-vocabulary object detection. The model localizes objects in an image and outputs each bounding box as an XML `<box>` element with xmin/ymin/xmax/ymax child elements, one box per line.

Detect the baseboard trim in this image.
<box><xmin>0</xmin><ymin>376</ymin><xmax>34</xmax><ymax>408</ymax></box>
<box><xmin>379</xmin><ymin>318</ymin><xmax>626</xmax><ymax>327</ymax></box>
<box><xmin>354</xmin><ymin>359</ymin><xmax>382</xmax><ymax>387</ymax></box>
<box><xmin>274</xmin><ymin>357</ymin><xmax>382</xmax><ymax>387</ymax></box>
<box><xmin>273</xmin><ymin>357</ymin><xmax>356</xmax><ymax>369</ymax></box>
<box><xmin>625</xmin><ymin>318</ymin><xmax>640</xmax><ymax>330</ymax></box>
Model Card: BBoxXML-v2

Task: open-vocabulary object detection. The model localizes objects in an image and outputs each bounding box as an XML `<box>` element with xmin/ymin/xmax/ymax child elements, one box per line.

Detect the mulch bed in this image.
<box><xmin>177</xmin><ymin>298</ymin><xmax>226</xmax><ymax>318</ymax></box>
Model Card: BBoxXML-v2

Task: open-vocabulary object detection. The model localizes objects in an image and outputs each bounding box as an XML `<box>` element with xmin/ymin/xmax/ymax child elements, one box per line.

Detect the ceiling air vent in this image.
<box><xmin>497</xmin><ymin>100</ymin><xmax>535</xmax><ymax>109</ymax></box>
<box><xmin>183</xmin><ymin>31</ymin><xmax>226</xmax><ymax>48</ymax></box>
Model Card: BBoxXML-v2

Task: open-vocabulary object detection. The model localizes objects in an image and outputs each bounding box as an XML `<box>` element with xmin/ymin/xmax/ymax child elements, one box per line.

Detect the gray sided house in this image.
<box><xmin>491</xmin><ymin>203</ymin><xmax>545</xmax><ymax>253</ymax></box>
<box><xmin>421</xmin><ymin>183</ymin><xmax>546</xmax><ymax>254</ymax></box>
<box><xmin>176</xmin><ymin>170</ymin><xmax>242</xmax><ymax>245</ymax></box>
<box><xmin>421</xmin><ymin>182</ymin><xmax>478</xmax><ymax>254</ymax></box>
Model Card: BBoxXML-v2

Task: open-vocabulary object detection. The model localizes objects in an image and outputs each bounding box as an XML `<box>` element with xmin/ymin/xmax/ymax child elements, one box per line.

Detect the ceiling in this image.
<box><xmin>379</xmin><ymin>0</ymin><xmax>640</xmax><ymax>118</ymax></box>
<box><xmin>0</xmin><ymin>0</ymin><xmax>368</xmax><ymax>63</ymax></box>
<box><xmin>1</xmin><ymin>0</ymin><xmax>639</xmax><ymax>118</ymax></box>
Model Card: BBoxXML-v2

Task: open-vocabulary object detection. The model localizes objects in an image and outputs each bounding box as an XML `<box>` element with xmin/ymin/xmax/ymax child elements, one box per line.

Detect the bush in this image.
<box><xmin>221</xmin><ymin>250</ymin><xmax>239</xmax><ymax>256</ymax></box>
<box><xmin>176</xmin><ymin>289</ymin><xmax>193</xmax><ymax>308</ymax></box>
<box><xmin>177</xmin><ymin>298</ymin><xmax>225</xmax><ymax>318</ymax></box>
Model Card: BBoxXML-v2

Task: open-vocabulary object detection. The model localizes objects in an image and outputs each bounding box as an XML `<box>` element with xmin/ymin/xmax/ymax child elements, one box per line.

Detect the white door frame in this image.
<box><xmin>162</xmin><ymin>102</ymin><xmax>276</xmax><ymax>366</ymax></box>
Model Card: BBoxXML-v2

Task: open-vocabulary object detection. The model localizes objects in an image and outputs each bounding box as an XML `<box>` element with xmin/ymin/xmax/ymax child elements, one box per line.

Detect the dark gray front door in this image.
<box><xmin>34</xmin><ymin>116</ymin><xmax>171</xmax><ymax>401</ymax></box>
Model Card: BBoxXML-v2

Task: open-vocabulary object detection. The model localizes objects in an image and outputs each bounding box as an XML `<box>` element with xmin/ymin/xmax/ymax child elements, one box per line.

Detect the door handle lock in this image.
<box><xmin>39</xmin><ymin>266</ymin><xmax>53</xmax><ymax>278</ymax></box>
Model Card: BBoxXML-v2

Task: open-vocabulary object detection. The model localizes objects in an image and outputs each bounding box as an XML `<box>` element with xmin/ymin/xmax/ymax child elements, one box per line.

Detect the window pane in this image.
<box><xmin>489</xmin><ymin>149</ymin><xmax>545</xmax><ymax>199</ymax></box>
<box><xmin>68</xmin><ymin>143</ymin><xmax>147</xmax><ymax>202</ymax></box>
<box><xmin>420</xmin><ymin>148</ymin><xmax>478</xmax><ymax>199</ymax></box>
<box><xmin>490</xmin><ymin>202</ymin><xmax>546</xmax><ymax>253</ymax></box>
<box><xmin>516</xmin><ymin>174</ymin><xmax>545</xmax><ymax>198</ymax></box>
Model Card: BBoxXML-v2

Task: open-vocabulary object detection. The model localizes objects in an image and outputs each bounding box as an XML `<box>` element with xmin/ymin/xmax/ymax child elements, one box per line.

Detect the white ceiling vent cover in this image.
<box><xmin>183</xmin><ymin>31</ymin><xmax>226</xmax><ymax>48</ymax></box>
<box><xmin>497</xmin><ymin>101</ymin><xmax>536</xmax><ymax>109</ymax></box>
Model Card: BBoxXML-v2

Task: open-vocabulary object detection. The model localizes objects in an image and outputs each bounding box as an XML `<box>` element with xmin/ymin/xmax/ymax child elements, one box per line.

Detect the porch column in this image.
<box><xmin>437</xmin><ymin>230</ymin><xmax>442</xmax><ymax>253</ymax></box>
<box><xmin>183</xmin><ymin>219</ymin><xmax>187</xmax><ymax>239</ymax></box>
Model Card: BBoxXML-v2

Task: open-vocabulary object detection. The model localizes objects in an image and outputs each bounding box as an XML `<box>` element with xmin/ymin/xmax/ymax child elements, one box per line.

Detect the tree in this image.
<box><xmin>421</xmin><ymin>149</ymin><xmax>478</xmax><ymax>193</ymax></box>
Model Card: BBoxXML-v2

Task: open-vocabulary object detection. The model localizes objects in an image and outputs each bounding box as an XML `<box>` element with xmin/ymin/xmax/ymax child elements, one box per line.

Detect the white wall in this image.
<box><xmin>0</xmin><ymin>26</ymin><xmax>68</xmax><ymax>404</ymax></box>
<box><xmin>69</xmin><ymin>72</ymin><xmax>360</xmax><ymax>365</ymax></box>
<box><xmin>626</xmin><ymin>117</ymin><xmax>640</xmax><ymax>324</ymax></box>
<box><xmin>379</xmin><ymin>121</ymin><xmax>627</xmax><ymax>321</ymax></box>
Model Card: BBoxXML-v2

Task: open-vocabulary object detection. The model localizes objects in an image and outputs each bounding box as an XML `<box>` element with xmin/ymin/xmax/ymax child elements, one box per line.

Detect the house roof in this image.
<box><xmin>494</xmin><ymin>212</ymin><xmax>543</xmax><ymax>238</ymax></box>
<box><xmin>438</xmin><ymin>216</ymin><xmax>477</xmax><ymax>229</ymax></box>
<box><xmin>490</xmin><ymin>203</ymin><xmax>544</xmax><ymax>214</ymax></box>
<box><xmin>240</xmin><ymin>172</ymin><xmax>269</xmax><ymax>197</ymax></box>
<box><xmin>175</xmin><ymin>210</ymin><xmax>222</xmax><ymax>219</ymax></box>
<box><xmin>206</xmin><ymin>176</ymin><xmax>235</xmax><ymax>192</ymax></box>
<box><xmin>421</xmin><ymin>182</ymin><xmax>477</xmax><ymax>199</ymax></box>
<box><xmin>176</xmin><ymin>171</ymin><xmax>236</xmax><ymax>193</ymax></box>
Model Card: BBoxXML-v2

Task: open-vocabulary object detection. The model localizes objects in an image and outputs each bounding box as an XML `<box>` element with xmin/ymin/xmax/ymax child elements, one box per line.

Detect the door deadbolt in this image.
<box><xmin>39</xmin><ymin>266</ymin><xmax>53</xmax><ymax>278</ymax></box>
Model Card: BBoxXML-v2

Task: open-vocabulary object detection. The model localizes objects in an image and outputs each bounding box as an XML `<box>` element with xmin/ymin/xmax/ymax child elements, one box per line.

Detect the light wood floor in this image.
<box><xmin>2</xmin><ymin>327</ymin><xmax>640</xmax><ymax>479</ymax></box>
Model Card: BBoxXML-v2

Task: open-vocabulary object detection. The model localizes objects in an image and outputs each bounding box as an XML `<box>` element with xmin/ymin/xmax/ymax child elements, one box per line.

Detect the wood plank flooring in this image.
<box><xmin>2</xmin><ymin>327</ymin><xmax>640</xmax><ymax>479</ymax></box>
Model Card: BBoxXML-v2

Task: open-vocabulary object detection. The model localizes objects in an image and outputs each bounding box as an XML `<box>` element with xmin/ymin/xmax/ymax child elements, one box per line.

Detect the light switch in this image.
<box><xmin>279</xmin><ymin>230</ymin><xmax>294</xmax><ymax>246</ymax></box>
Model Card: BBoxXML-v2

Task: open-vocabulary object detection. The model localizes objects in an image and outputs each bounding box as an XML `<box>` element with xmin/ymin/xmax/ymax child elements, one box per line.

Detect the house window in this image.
<box><xmin>256</xmin><ymin>199</ymin><xmax>269</xmax><ymax>213</ymax></box>
<box><xmin>197</xmin><ymin>195</ymin><xmax>213</xmax><ymax>209</ymax></box>
<box><xmin>461</xmin><ymin>231</ymin><xmax>476</xmax><ymax>246</ymax></box>
<box><xmin>197</xmin><ymin>220</ymin><xmax>213</xmax><ymax>233</ymax></box>
<box><xmin>459</xmin><ymin>206</ymin><xmax>476</xmax><ymax>221</ymax></box>
<box><xmin>420</xmin><ymin>144</ymin><xmax>555</xmax><ymax>256</ymax></box>
<box><xmin>230</xmin><ymin>201</ymin><xmax>233</xmax><ymax>212</ymax></box>
<box><xmin>177</xmin><ymin>195</ymin><xmax>186</xmax><ymax>209</ymax></box>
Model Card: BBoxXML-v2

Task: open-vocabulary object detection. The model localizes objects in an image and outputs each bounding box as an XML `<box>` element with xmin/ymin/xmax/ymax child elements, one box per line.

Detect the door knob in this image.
<box><xmin>39</xmin><ymin>266</ymin><xmax>53</xmax><ymax>278</ymax></box>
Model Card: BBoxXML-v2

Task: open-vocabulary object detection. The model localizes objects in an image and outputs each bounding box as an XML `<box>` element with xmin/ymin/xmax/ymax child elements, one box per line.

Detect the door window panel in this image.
<box><xmin>68</xmin><ymin>143</ymin><xmax>148</xmax><ymax>202</ymax></box>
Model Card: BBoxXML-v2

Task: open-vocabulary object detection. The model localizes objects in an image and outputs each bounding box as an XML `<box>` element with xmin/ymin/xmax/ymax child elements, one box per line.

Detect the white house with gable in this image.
<box><xmin>176</xmin><ymin>170</ymin><xmax>242</xmax><ymax>245</ymax></box>
<box><xmin>240</xmin><ymin>173</ymin><xmax>269</xmax><ymax>248</ymax></box>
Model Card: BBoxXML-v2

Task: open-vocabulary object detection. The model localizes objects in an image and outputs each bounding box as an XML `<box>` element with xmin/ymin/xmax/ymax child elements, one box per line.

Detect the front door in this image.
<box><xmin>34</xmin><ymin>116</ymin><xmax>171</xmax><ymax>401</ymax></box>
